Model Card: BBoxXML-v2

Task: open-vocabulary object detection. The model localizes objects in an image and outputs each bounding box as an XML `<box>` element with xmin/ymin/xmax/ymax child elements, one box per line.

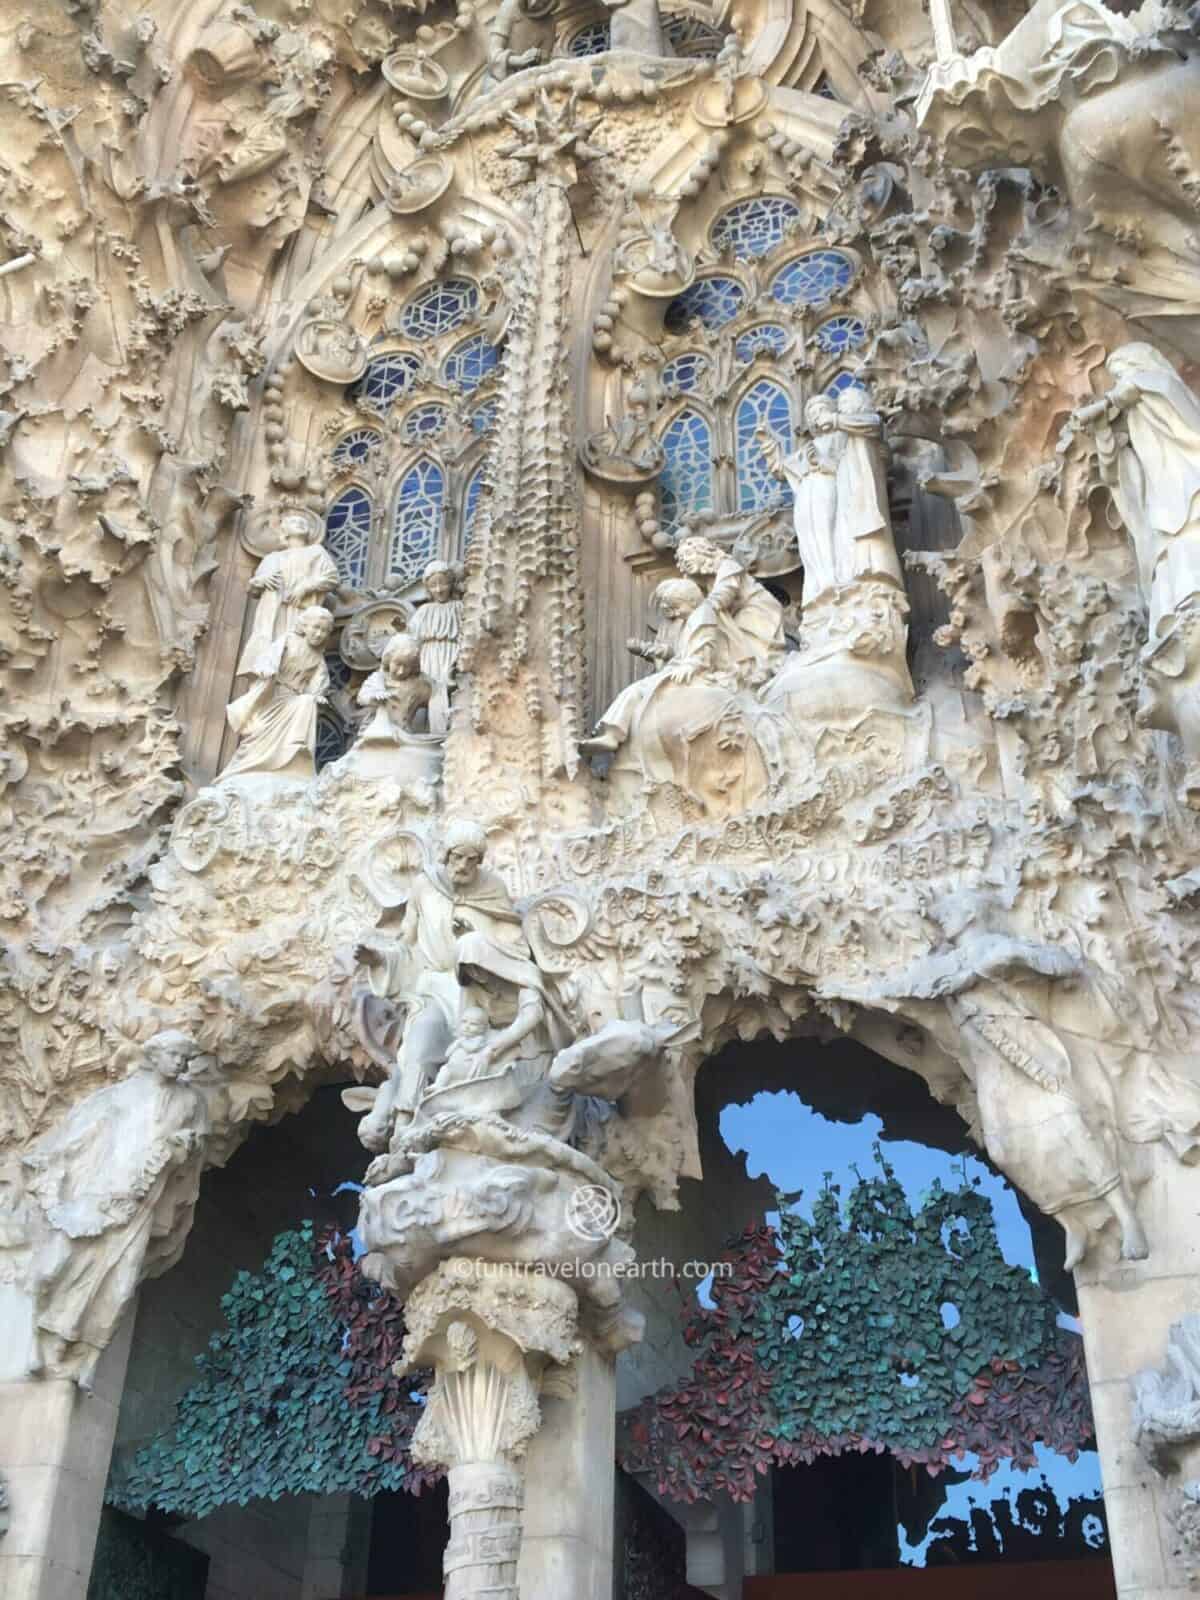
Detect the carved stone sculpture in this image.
<box><xmin>19</xmin><ymin>1031</ymin><xmax>212</xmax><ymax>1388</ymax></box>
<box><xmin>1133</xmin><ymin>1316</ymin><xmax>1200</xmax><ymax>1584</ymax></box>
<box><xmin>340</xmin><ymin>633</ymin><xmax>442</xmax><ymax>785</ymax></box>
<box><xmin>581</xmin><ymin>387</ymin><xmax>665</xmax><ymax>483</ymax></box>
<box><xmin>1070</xmin><ymin>344</ymin><xmax>1200</xmax><ymax>803</ymax></box>
<box><xmin>410</xmin><ymin>563</ymin><xmax>464</xmax><ymax>738</ymax></box>
<box><xmin>236</xmin><ymin>511</ymin><xmax>339</xmax><ymax>677</ymax></box>
<box><xmin>222</xmin><ymin>606</ymin><xmax>333</xmax><ymax>784</ymax></box>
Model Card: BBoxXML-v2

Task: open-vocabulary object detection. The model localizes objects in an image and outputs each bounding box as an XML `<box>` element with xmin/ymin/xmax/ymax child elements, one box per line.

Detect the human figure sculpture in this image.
<box><xmin>602</xmin><ymin>0</ymin><xmax>668</xmax><ymax>56</ymax></box>
<box><xmin>237</xmin><ymin>511</ymin><xmax>339</xmax><ymax>676</ymax></box>
<box><xmin>761</xmin><ymin>388</ymin><xmax>903</xmax><ymax>603</ymax></box>
<box><xmin>408</xmin><ymin>562</ymin><xmax>463</xmax><ymax>737</ymax></box>
<box><xmin>221</xmin><ymin>606</ymin><xmax>333</xmax><ymax>783</ymax></box>
<box><xmin>357</xmin><ymin>634</ymin><xmax>432</xmax><ymax>740</ymax></box>
<box><xmin>21</xmin><ymin>1030</ymin><xmax>212</xmax><ymax>1387</ymax></box>
<box><xmin>673</xmin><ymin>532</ymin><xmax>786</xmax><ymax>687</ymax></box>
<box><xmin>349</xmin><ymin>821</ymin><xmax>532</xmax><ymax>1152</ymax></box>
<box><xmin>583</xmin><ymin>386</ymin><xmax>665</xmax><ymax>482</ymax></box>
<box><xmin>1070</xmin><ymin>344</ymin><xmax>1200</xmax><ymax>801</ymax></box>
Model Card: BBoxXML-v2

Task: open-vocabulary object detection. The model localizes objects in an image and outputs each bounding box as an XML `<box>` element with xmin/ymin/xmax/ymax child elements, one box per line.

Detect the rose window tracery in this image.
<box><xmin>398</xmin><ymin>277</ymin><xmax>479</xmax><ymax>341</ymax></box>
<box><xmin>348</xmin><ymin>352</ymin><xmax>421</xmax><ymax>412</ymax></box>
<box><xmin>664</xmin><ymin>275</ymin><xmax>746</xmax><ymax>332</ymax></box>
<box><xmin>770</xmin><ymin>249</ymin><xmax>855</xmax><ymax>307</ymax></box>
<box><xmin>711</xmin><ymin>197</ymin><xmax>803</xmax><ymax>260</ymax></box>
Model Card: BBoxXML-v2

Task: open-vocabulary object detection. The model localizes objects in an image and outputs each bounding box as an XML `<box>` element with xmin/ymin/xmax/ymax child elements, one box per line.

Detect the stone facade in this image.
<box><xmin>1</xmin><ymin>0</ymin><xmax>1199</xmax><ymax>1595</ymax></box>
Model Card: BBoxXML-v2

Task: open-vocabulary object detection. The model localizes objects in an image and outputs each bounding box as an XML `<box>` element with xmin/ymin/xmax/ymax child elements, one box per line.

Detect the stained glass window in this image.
<box><xmin>315</xmin><ymin>710</ymin><xmax>348</xmax><ymax>771</ymax></box>
<box><xmin>399</xmin><ymin>278</ymin><xmax>478</xmax><ymax>341</ymax></box>
<box><xmin>332</xmin><ymin>427</ymin><xmax>382</xmax><ymax>465</ymax></box>
<box><xmin>662</xmin><ymin>13</ymin><xmax>725</xmax><ymax>55</ymax></box>
<box><xmin>348</xmin><ymin>353</ymin><xmax>420</xmax><ymax>411</ymax></box>
<box><xmin>462</xmin><ymin>464</ymin><xmax>486</xmax><ymax>552</ymax></box>
<box><xmin>661</xmin><ymin>352</ymin><xmax>709</xmax><ymax>394</ymax></box>
<box><xmin>664</xmin><ymin>276</ymin><xmax>746</xmax><ymax>334</ymax></box>
<box><xmin>389</xmin><ymin>457</ymin><xmax>444</xmax><ymax>585</ymax></box>
<box><xmin>443</xmin><ymin>334</ymin><xmax>499</xmax><ymax>393</ymax></box>
<box><xmin>568</xmin><ymin>20</ymin><xmax>610</xmax><ymax>54</ymax></box>
<box><xmin>711</xmin><ymin>197</ymin><xmax>802</xmax><ymax>260</ymax></box>
<box><xmin>736</xmin><ymin>324</ymin><xmax>790</xmax><ymax>363</ymax></box>
<box><xmin>403</xmin><ymin>404</ymin><xmax>449</xmax><ymax>442</ymax></box>
<box><xmin>471</xmin><ymin>398</ymin><xmax>498</xmax><ymax>435</ymax></box>
<box><xmin>815</xmin><ymin>315</ymin><xmax>867</xmax><ymax>356</ymax></box>
<box><xmin>659</xmin><ymin>409</ymin><xmax>714</xmax><ymax>530</ymax></box>
<box><xmin>324</xmin><ymin>487</ymin><xmax>372</xmax><ymax>587</ymax></box>
<box><xmin>814</xmin><ymin>73</ymin><xmax>839</xmax><ymax>100</ymax></box>
<box><xmin>325</xmin><ymin>652</ymin><xmax>353</xmax><ymax>695</ymax></box>
<box><xmin>736</xmin><ymin>381</ymin><xmax>793</xmax><ymax>511</ymax></box>
<box><xmin>770</xmin><ymin>250</ymin><xmax>854</xmax><ymax>307</ymax></box>
<box><xmin>825</xmin><ymin>370</ymin><xmax>868</xmax><ymax>399</ymax></box>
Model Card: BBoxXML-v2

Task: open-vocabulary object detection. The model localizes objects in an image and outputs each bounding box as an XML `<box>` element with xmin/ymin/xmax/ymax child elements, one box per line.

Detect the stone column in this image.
<box><xmin>518</xmin><ymin>1340</ymin><xmax>615</xmax><ymax>1599</ymax></box>
<box><xmin>1075</xmin><ymin>1151</ymin><xmax>1200</xmax><ymax>1600</ymax></box>
<box><xmin>0</xmin><ymin>1312</ymin><xmax>134</xmax><ymax>1600</ymax></box>
<box><xmin>397</xmin><ymin>1260</ymin><xmax>582</xmax><ymax>1600</ymax></box>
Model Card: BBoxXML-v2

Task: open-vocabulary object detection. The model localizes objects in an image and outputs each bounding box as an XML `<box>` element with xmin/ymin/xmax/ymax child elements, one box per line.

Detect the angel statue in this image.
<box><xmin>237</xmin><ymin>510</ymin><xmax>339</xmax><ymax>677</ymax></box>
<box><xmin>221</xmin><ymin>606</ymin><xmax>333</xmax><ymax>783</ymax></box>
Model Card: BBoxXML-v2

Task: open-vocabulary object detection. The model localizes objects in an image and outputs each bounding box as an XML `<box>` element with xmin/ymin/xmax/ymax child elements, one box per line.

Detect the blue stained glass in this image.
<box><xmin>664</xmin><ymin>276</ymin><xmax>746</xmax><ymax>334</ymax></box>
<box><xmin>443</xmin><ymin>334</ymin><xmax>498</xmax><ymax>393</ymax></box>
<box><xmin>568</xmin><ymin>20</ymin><xmax>610</xmax><ymax>54</ymax></box>
<box><xmin>403</xmin><ymin>403</ymin><xmax>449</xmax><ymax>441</ymax></box>
<box><xmin>332</xmin><ymin>427</ymin><xmax>382</xmax><ymax>465</ymax></box>
<box><xmin>659</xmin><ymin>409</ymin><xmax>714</xmax><ymax>531</ymax></box>
<box><xmin>349</xmin><ymin>353</ymin><xmax>420</xmax><ymax>411</ymax></box>
<box><xmin>324</xmin><ymin>487</ymin><xmax>373</xmax><ymax>587</ymax></box>
<box><xmin>462</xmin><ymin>465</ymin><xmax>486</xmax><ymax>552</ymax></box>
<box><xmin>815</xmin><ymin>315</ymin><xmax>867</xmax><ymax>355</ymax></box>
<box><xmin>325</xmin><ymin>652</ymin><xmax>353</xmax><ymax>694</ymax></box>
<box><xmin>770</xmin><ymin>250</ymin><xmax>855</xmax><ymax>307</ymax></box>
<box><xmin>399</xmin><ymin>278</ymin><xmax>478</xmax><ymax>341</ymax></box>
<box><xmin>711</xmin><ymin>197</ymin><xmax>802</xmax><ymax>260</ymax></box>
<box><xmin>826</xmin><ymin>370</ymin><xmax>868</xmax><ymax>399</ymax></box>
<box><xmin>390</xmin><ymin>457</ymin><xmax>444</xmax><ymax>585</ymax></box>
<box><xmin>814</xmin><ymin>73</ymin><xmax>839</xmax><ymax>100</ymax></box>
<box><xmin>471</xmin><ymin>399</ymin><xmax>498</xmax><ymax>435</ymax></box>
<box><xmin>315</xmin><ymin>710</ymin><xmax>348</xmax><ymax>770</ymax></box>
<box><xmin>736</xmin><ymin>380</ymin><xmax>793</xmax><ymax>512</ymax></box>
<box><xmin>736</xmin><ymin>324</ymin><xmax>790</xmax><ymax>363</ymax></box>
<box><xmin>661</xmin><ymin>352</ymin><xmax>709</xmax><ymax>394</ymax></box>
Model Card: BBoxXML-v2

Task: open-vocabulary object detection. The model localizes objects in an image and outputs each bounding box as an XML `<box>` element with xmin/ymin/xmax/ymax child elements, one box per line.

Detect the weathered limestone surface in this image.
<box><xmin>1</xmin><ymin>0</ymin><xmax>1199</xmax><ymax>1594</ymax></box>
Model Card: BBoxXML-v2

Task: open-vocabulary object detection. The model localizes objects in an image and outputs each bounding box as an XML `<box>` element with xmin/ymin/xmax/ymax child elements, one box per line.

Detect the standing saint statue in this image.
<box><xmin>758</xmin><ymin>396</ymin><xmax>841</xmax><ymax>599</ymax></box>
<box><xmin>408</xmin><ymin>562</ymin><xmax>463</xmax><ymax>737</ymax></box>
<box><xmin>237</xmin><ymin>510</ymin><xmax>339</xmax><ymax>677</ymax></box>
<box><xmin>221</xmin><ymin>606</ymin><xmax>333</xmax><ymax>782</ymax></box>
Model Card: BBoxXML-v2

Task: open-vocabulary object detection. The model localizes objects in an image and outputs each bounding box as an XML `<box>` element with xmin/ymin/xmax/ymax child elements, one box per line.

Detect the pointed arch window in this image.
<box><xmin>736</xmin><ymin>381</ymin><xmax>793</xmax><ymax>511</ymax></box>
<box><xmin>324</xmin><ymin>487</ymin><xmax>373</xmax><ymax>586</ymax></box>
<box><xmin>389</xmin><ymin>457</ymin><xmax>444</xmax><ymax>585</ymax></box>
<box><xmin>660</xmin><ymin>409</ymin><xmax>714</xmax><ymax>530</ymax></box>
<box><xmin>471</xmin><ymin>398</ymin><xmax>499</xmax><ymax>435</ymax></box>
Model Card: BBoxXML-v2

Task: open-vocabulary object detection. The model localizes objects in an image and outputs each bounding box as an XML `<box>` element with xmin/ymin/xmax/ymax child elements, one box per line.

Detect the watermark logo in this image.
<box><xmin>566</xmin><ymin>1183</ymin><xmax>621</xmax><ymax>1242</ymax></box>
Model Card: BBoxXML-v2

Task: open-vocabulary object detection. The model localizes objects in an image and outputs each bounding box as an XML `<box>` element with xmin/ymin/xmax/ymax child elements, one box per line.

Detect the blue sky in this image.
<box><xmin>718</xmin><ymin>1091</ymin><xmax>1104</xmax><ymax>1567</ymax></box>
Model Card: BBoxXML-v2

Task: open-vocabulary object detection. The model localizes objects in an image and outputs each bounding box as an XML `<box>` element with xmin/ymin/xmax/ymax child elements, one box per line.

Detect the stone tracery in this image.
<box><xmin>2</xmin><ymin>0</ymin><xmax>1200</xmax><ymax>1594</ymax></box>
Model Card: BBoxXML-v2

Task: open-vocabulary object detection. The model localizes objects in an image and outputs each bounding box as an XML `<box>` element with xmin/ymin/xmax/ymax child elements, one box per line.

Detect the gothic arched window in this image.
<box><xmin>736</xmin><ymin>324</ymin><xmax>790</xmax><ymax>363</ymax></box>
<box><xmin>390</xmin><ymin>457</ymin><xmax>445</xmax><ymax>585</ymax></box>
<box><xmin>399</xmin><ymin>278</ymin><xmax>478</xmax><ymax>341</ymax></box>
<box><xmin>665</xmin><ymin>275</ymin><xmax>746</xmax><ymax>333</ymax></box>
<box><xmin>403</xmin><ymin>403</ymin><xmax>449</xmax><ymax>442</ymax></box>
<box><xmin>568</xmin><ymin>20</ymin><xmax>610</xmax><ymax>54</ymax></box>
<box><xmin>660</xmin><ymin>409</ymin><xmax>714</xmax><ymax>530</ymax></box>
<box><xmin>471</xmin><ymin>398</ymin><xmax>498</xmax><ymax>435</ymax></box>
<box><xmin>324</xmin><ymin>487</ymin><xmax>372</xmax><ymax>586</ymax></box>
<box><xmin>736</xmin><ymin>381</ymin><xmax>793</xmax><ymax>511</ymax></box>
<box><xmin>443</xmin><ymin>334</ymin><xmax>499</xmax><ymax>393</ymax></box>
<box><xmin>663</xmin><ymin>12</ymin><xmax>725</xmax><ymax>55</ymax></box>
<box><xmin>770</xmin><ymin>250</ymin><xmax>855</xmax><ymax>307</ymax></box>
<box><xmin>661</xmin><ymin>352</ymin><xmax>710</xmax><ymax>394</ymax></box>
<box><xmin>711</xmin><ymin>197</ymin><xmax>802</xmax><ymax>261</ymax></box>
<box><xmin>332</xmin><ymin>427</ymin><xmax>383</xmax><ymax>465</ymax></box>
<box><xmin>815</xmin><ymin>315</ymin><xmax>867</xmax><ymax>356</ymax></box>
<box><xmin>349</xmin><ymin>353</ymin><xmax>421</xmax><ymax>411</ymax></box>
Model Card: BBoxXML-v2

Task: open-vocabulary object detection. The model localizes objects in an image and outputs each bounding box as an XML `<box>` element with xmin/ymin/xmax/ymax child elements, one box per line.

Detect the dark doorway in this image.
<box><xmin>366</xmin><ymin>1479</ymin><xmax>448</xmax><ymax>1596</ymax></box>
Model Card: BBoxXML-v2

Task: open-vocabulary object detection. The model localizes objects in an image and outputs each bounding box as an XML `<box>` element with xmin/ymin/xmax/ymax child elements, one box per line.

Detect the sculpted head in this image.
<box><xmin>458</xmin><ymin>1006</ymin><xmax>489</xmax><ymax>1040</ymax></box>
<box><xmin>143</xmin><ymin>1029</ymin><xmax>199</xmax><ymax>1081</ymax></box>
<box><xmin>281</xmin><ymin>511</ymin><xmax>318</xmax><ymax>547</ymax></box>
<box><xmin>381</xmin><ymin>632</ymin><xmax>421</xmax><ymax>681</ymax></box>
<box><xmin>804</xmin><ymin>396</ymin><xmax>836</xmax><ymax>432</ymax></box>
<box><xmin>441</xmin><ymin>818</ymin><xmax>488</xmax><ymax>887</ymax></box>
<box><xmin>297</xmin><ymin>606</ymin><xmax>334</xmax><ymax>649</ymax></box>
<box><xmin>423</xmin><ymin>560</ymin><xmax>456</xmax><ymax>603</ymax></box>
<box><xmin>675</xmin><ymin>535</ymin><xmax>724</xmax><ymax>578</ymax></box>
<box><xmin>653</xmin><ymin>576</ymin><xmax>704</xmax><ymax>623</ymax></box>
